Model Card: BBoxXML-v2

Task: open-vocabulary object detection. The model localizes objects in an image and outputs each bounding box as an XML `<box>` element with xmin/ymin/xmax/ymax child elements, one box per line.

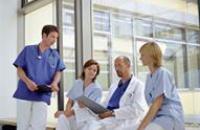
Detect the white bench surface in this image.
<box><xmin>0</xmin><ymin>118</ymin><xmax>56</xmax><ymax>130</ymax></box>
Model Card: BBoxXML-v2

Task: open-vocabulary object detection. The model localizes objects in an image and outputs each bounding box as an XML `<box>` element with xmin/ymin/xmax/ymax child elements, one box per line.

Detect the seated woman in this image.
<box><xmin>137</xmin><ymin>41</ymin><xmax>185</xmax><ymax>130</ymax></box>
<box><xmin>55</xmin><ymin>59</ymin><xmax>102</xmax><ymax>130</ymax></box>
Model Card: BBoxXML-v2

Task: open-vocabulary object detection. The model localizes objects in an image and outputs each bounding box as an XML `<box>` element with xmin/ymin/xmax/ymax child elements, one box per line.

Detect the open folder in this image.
<box><xmin>75</xmin><ymin>95</ymin><xmax>110</xmax><ymax>114</ymax></box>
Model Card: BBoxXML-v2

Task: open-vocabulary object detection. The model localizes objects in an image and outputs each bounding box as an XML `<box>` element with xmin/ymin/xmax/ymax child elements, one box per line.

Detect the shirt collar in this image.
<box><xmin>118</xmin><ymin>75</ymin><xmax>132</xmax><ymax>88</ymax></box>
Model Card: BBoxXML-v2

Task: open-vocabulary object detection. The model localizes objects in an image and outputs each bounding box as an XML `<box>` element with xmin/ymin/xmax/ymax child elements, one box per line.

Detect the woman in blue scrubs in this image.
<box><xmin>55</xmin><ymin>59</ymin><xmax>102</xmax><ymax>130</ymax></box>
<box><xmin>137</xmin><ymin>42</ymin><xmax>185</xmax><ymax>130</ymax></box>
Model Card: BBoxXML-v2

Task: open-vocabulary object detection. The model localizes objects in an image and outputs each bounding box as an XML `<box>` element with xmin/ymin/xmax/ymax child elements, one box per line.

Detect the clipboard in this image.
<box><xmin>36</xmin><ymin>85</ymin><xmax>52</xmax><ymax>93</ymax></box>
<box><xmin>76</xmin><ymin>95</ymin><xmax>109</xmax><ymax>114</ymax></box>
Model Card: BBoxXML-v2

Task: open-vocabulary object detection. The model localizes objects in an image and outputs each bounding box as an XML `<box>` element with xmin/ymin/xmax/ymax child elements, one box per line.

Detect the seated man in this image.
<box><xmin>81</xmin><ymin>56</ymin><xmax>148</xmax><ymax>130</ymax></box>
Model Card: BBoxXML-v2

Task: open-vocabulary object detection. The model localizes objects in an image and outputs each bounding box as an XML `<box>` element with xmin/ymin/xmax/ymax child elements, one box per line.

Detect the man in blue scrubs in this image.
<box><xmin>13</xmin><ymin>25</ymin><xmax>65</xmax><ymax>130</ymax></box>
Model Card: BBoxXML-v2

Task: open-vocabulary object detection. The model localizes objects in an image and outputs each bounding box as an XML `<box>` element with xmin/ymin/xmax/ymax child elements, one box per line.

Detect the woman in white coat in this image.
<box><xmin>54</xmin><ymin>59</ymin><xmax>102</xmax><ymax>130</ymax></box>
<box><xmin>81</xmin><ymin>56</ymin><xmax>148</xmax><ymax>130</ymax></box>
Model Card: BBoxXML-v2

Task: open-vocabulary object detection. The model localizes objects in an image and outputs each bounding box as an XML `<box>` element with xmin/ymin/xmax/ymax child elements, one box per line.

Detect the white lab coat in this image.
<box><xmin>81</xmin><ymin>76</ymin><xmax>148</xmax><ymax>130</ymax></box>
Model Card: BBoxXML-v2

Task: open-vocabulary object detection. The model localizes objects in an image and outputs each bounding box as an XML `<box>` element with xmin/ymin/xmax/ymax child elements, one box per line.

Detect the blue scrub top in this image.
<box><xmin>145</xmin><ymin>67</ymin><xmax>185</xmax><ymax>130</ymax></box>
<box><xmin>67</xmin><ymin>79</ymin><xmax>102</xmax><ymax>103</ymax></box>
<box><xmin>13</xmin><ymin>45</ymin><xmax>65</xmax><ymax>105</ymax></box>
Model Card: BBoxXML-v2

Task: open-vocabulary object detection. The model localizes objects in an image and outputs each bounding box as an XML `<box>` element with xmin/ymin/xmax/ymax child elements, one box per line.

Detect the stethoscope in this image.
<box><xmin>36</xmin><ymin>45</ymin><xmax>54</xmax><ymax>60</ymax></box>
<box><xmin>37</xmin><ymin>55</ymin><xmax>42</xmax><ymax>60</ymax></box>
<box><xmin>37</xmin><ymin>44</ymin><xmax>42</xmax><ymax>60</ymax></box>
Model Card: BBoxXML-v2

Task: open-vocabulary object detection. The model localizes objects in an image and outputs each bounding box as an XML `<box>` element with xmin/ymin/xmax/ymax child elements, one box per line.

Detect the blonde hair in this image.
<box><xmin>139</xmin><ymin>41</ymin><xmax>162</xmax><ymax>68</ymax></box>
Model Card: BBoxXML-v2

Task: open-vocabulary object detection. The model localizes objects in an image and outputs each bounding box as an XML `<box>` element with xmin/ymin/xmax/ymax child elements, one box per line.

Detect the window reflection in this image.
<box><xmin>155</xmin><ymin>24</ymin><xmax>185</xmax><ymax>41</ymax></box>
<box><xmin>25</xmin><ymin>3</ymin><xmax>54</xmax><ymax>44</ymax></box>
<box><xmin>161</xmin><ymin>43</ymin><xmax>185</xmax><ymax>88</ymax></box>
<box><xmin>63</xmin><ymin>5</ymin><xmax>75</xmax><ymax>91</ymax></box>
<box><xmin>112</xmin><ymin>15</ymin><xmax>132</xmax><ymax>38</ymax></box>
<box><xmin>93</xmin><ymin>0</ymin><xmax>199</xmax><ymax>26</ymax></box>
<box><xmin>93</xmin><ymin>34</ymin><xmax>110</xmax><ymax>89</ymax></box>
<box><xmin>187</xmin><ymin>45</ymin><xmax>200</xmax><ymax>88</ymax></box>
<box><xmin>94</xmin><ymin>11</ymin><xmax>110</xmax><ymax>32</ymax></box>
<box><xmin>135</xmin><ymin>19</ymin><xmax>153</xmax><ymax>37</ymax></box>
<box><xmin>112</xmin><ymin>15</ymin><xmax>133</xmax><ymax>83</ymax></box>
<box><xmin>186</xmin><ymin>29</ymin><xmax>200</xmax><ymax>44</ymax></box>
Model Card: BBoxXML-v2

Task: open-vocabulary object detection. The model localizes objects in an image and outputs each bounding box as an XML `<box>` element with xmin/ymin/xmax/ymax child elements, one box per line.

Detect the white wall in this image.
<box><xmin>0</xmin><ymin>0</ymin><xmax>19</xmax><ymax>118</ymax></box>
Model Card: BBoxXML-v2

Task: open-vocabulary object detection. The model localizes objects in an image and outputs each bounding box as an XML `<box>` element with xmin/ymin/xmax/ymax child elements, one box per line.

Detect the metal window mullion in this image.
<box><xmin>75</xmin><ymin>0</ymin><xmax>83</xmax><ymax>79</ymax></box>
<box><xmin>132</xmin><ymin>18</ymin><xmax>137</xmax><ymax>75</ymax></box>
<box><xmin>21</xmin><ymin>0</ymin><xmax>53</xmax><ymax>14</ymax></box>
<box><xmin>56</xmin><ymin>0</ymin><xmax>64</xmax><ymax>111</ymax></box>
<box><xmin>184</xmin><ymin>44</ymin><xmax>189</xmax><ymax>89</ymax></box>
<box><xmin>109</xmin><ymin>11</ymin><xmax>114</xmax><ymax>84</ymax></box>
<box><xmin>75</xmin><ymin>0</ymin><xmax>92</xmax><ymax>78</ymax></box>
<box><xmin>198</xmin><ymin>0</ymin><xmax>200</xmax><ymax>88</ymax></box>
<box><xmin>198</xmin><ymin>0</ymin><xmax>200</xmax><ymax>29</ymax></box>
<box><xmin>183</xmin><ymin>28</ymin><xmax>189</xmax><ymax>89</ymax></box>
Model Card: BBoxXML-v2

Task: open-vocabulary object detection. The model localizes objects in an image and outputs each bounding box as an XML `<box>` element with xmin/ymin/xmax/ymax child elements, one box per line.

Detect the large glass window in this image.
<box><xmin>186</xmin><ymin>29</ymin><xmax>200</xmax><ymax>44</ymax></box>
<box><xmin>111</xmin><ymin>15</ymin><xmax>133</xmax><ymax>82</ymax></box>
<box><xmin>93</xmin><ymin>10</ymin><xmax>110</xmax><ymax>32</ymax></box>
<box><xmin>62</xmin><ymin>0</ymin><xmax>75</xmax><ymax>112</ymax></box>
<box><xmin>92</xmin><ymin>0</ymin><xmax>199</xmax><ymax>90</ymax></box>
<box><xmin>93</xmin><ymin>10</ymin><xmax>110</xmax><ymax>89</ymax></box>
<box><xmin>135</xmin><ymin>19</ymin><xmax>153</xmax><ymax>37</ymax></box>
<box><xmin>161</xmin><ymin>42</ymin><xmax>186</xmax><ymax>88</ymax></box>
<box><xmin>187</xmin><ymin>45</ymin><xmax>200</xmax><ymax>88</ymax></box>
<box><xmin>155</xmin><ymin>24</ymin><xmax>185</xmax><ymax>41</ymax></box>
<box><xmin>93</xmin><ymin>34</ymin><xmax>110</xmax><ymax>89</ymax></box>
<box><xmin>93</xmin><ymin>0</ymin><xmax>199</xmax><ymax>26</ymax></box>
<box><xmin>63</xmin><ymin>2</ymin><xmax>75</xmax><ymax>91</ymax></box>
<box><xmin>25</xmin><ymin>3</ymin><xmax>55</xmax><ymax>45</ymax></box>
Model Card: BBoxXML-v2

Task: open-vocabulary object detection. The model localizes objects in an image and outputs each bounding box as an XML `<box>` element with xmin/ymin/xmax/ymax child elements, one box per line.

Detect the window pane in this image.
<box><xmin>135</xmin><ymin>19</ymin><xmax>153</xmax><ymax>37</ymax></box>
<box><xmin>63</xmin><ymin>71</ymin><xmax>75</xmax><ymax>91</ymax></box>
<box><xmin>93</xmin><ymin>11</ymin><xmax>110</xmax><ymax>32</ymax></box>
<box><xmin>63</xmin><ymin>1</ymin><xmax>75</xmax><ymax>92</ymax></box>
<box><xmin>136</xmin><ymin>40</ymin><xmax>149</xmax><ymax>82</ymax></box>
<box><xmin>187</xmin><ymin>29</ymin><xmax>200</xmax><ymax>44</ymax></box>
<box><xmin>93</xmin><ymin>0</ymin><xmax>199</xmax><ymax>26</ymax></box>
<box><xmin>112</xmin><ymin>15</ymin><xmax>132</xmax><ymax>38</ymax></box>
<box><xmin>25</xmin><ymin>3</ymin><xmax>54</xmax><ymax>45</ymax></box>
<box><xmin>187</xmin><ymin>45</ymin><xmax>200</xmax><ymax>88</ymax></box>
<box><xmin>112</xmin><ymin>15</ymin><xmax>133</xmax><ymax>82</ymax></box>
<box><xmin>161</xmin><ymin>43</ymin><xmax>186</xmax><ymax>88</ymax></box>
<box><xmin>93</xmin><ymin>34</ymin><xmax>110</xmax><ymax>90</ymax></box>
<box><xmin>155</xmin><ymin>24</ymin><xmax>185</xmax><ymax>41</ymax></box>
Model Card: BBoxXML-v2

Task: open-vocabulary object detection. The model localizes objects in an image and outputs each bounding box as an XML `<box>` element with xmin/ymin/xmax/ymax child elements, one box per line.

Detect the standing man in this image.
<box><xmin>13</xmin><ymin>25</ymin><xmax>65</xmax><ymax>130</ymax></box>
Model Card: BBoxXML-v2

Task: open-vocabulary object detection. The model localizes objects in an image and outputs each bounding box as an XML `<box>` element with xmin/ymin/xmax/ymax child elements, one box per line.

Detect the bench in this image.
<box><xmin>184</xmin><ymin>115</ymin><xmax>200</xmax><ymax>128</ymax></box>
<box><xmin>0</xmin><ymin>118</ymin><xmax>56</xmax><ymax>130</ymax></box>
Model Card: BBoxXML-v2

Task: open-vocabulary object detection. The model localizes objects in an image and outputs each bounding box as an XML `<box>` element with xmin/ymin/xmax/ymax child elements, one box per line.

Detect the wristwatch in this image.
<box><xmin>111</xmin><ymin>110</ymin><xmax>115</xmax><ymax>117</ymax></box>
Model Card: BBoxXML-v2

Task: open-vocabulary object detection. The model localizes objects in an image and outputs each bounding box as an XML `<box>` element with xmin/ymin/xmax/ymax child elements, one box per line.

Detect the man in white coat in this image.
<box><xmin>81</xmin><ymin>56</ymin><xmax>148</xmax><ymax>130</ymax></box>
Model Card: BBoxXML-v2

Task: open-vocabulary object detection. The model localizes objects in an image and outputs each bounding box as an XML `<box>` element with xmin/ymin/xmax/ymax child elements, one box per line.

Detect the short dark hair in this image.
<box><xmin>115</xmin><ymin>56</ymin><xmax>131</xmax><ymax>66</ymax></box>
<box><xmin>80</xmin><ymin>59</ymin><xmax>100</xmax><ymax>82</ymax></box>
<box><xmin>41</xmin><ymin>25</ymin><xmax>59</xmax><ymax>36</ymax></box>
<box><xmin>122</xmin><ymin>56</ymin><xmax>131</xmax><ymax>65</ymax></box>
